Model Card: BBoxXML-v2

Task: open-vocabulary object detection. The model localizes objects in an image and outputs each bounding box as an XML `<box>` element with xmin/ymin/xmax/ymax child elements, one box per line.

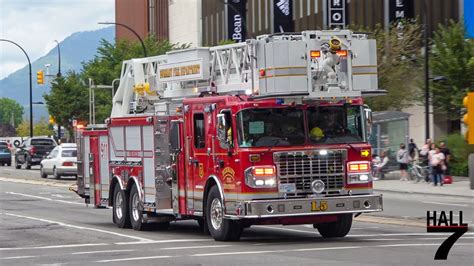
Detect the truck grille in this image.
<box><xmin>274</xmin><ymin>150</ymin><xmax>346</xmax><ymax>195</ymax></box>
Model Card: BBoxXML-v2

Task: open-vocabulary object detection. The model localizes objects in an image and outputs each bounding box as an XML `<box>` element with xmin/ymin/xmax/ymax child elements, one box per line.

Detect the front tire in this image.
<box><xmin>129</xmin><ymin>185</ymin><xmax>145</xmax><ymax>231</ymax></box>
<box><xmin>15</xmin><ymin>158</ymin><xmax>21</xmax><ymax>169</ymax></box>
<box><xmin>316</xmin><ymin>214</ymin><xmax>353</xmax><ymax>238</ymax></box>
<box><xmin>40</xmin><ymin>165</ymin><xmax>47</xmax><ymax>178</ymax></box>
<box><xmin>205</xmin><ymin>186</ymin><xmax>242</xmax><ymax>241</ymax></box>
<box><xmin>112</xmin><ymin>182</ymin><xmax>131</xmax><ymax>228</ymax></box>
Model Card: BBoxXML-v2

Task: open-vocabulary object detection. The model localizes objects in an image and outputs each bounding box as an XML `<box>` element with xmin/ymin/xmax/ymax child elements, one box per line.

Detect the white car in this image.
<box><xmin>40</xmin><ymin>143</ymin><xmax>78</xmax><ymax>179</ymax></box>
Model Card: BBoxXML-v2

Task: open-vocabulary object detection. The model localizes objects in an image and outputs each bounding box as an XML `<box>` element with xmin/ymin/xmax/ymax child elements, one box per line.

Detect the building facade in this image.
<box><xmin>115</xmin><ymin>0</ymin><xmax>169</xmax><ymax>41</ymax></box>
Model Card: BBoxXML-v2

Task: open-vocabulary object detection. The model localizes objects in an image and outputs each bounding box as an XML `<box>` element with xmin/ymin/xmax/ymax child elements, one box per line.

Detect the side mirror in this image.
<box><xmin>364</xmin><ymin>106</ymin><xmax>373</xmax><ymax>138</ymax></box>
<box><xmin>46</xmin><ymin>156</ymin><xmax>52</xmax><ymax>159</ymax></box>
<box><xmin>217</xmin><ymin>114</ymin><xmax>227</xmax><ymax>143</ymax></box>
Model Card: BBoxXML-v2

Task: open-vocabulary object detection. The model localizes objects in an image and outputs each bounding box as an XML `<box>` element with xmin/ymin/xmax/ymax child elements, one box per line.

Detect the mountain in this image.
<box><xmin>0</xmin><ymin>27</ymin><xmax>114</xmax><ymax>122</ymax></box>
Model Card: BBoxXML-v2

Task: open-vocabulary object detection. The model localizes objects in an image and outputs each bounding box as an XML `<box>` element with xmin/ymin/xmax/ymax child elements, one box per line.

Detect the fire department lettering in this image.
<box><xmin>159</xmin><ymin>64</ymin><xmax>200</xmax><ymax>79</ymax></box>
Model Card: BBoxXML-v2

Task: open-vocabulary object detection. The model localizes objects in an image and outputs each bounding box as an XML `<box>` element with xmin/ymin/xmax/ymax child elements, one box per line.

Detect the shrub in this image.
<box><xmin>441</xmin><ymin>134</ymin><xmax>474</xmax><ymax>176</ymax></box>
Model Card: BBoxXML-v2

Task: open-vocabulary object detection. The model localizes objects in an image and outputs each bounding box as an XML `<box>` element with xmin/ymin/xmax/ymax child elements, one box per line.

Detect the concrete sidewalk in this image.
<box><xmin>373</xmin><ymin>179</ymin><xmax>473</xmax><ymax>198</ymax></box>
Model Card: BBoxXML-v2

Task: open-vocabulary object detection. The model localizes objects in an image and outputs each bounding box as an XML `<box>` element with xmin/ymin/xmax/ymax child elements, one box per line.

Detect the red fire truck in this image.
<box><xmin>76</xmin><ymin>30</ymin><xmax>383</xmax><ymax>241</ymax></box>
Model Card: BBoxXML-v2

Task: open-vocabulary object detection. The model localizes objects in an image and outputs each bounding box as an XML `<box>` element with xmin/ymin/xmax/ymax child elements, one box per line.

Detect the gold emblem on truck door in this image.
<box><xmin>199</xmin><ymin>163</ymin><xmax>204</xmax><ymax>178</ymax></box>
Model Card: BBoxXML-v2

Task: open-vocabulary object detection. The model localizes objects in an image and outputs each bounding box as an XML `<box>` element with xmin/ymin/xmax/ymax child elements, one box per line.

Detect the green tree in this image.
<box><xmin>0</xmin><ymin>97</ymin><xmax>24</xmax><ymax>128</ymax></box>
<box><xmin>44</xmin><ymin>71</ymin><xmax>89</xmax><ymax>140</ymax></box>
<box><xmin>430</xmin><ymin>21</ymin><xmax>474</xmax><ymax>133</ymax></box>
<box><xmin>351</xmin><ymin>21</ymin><xmax>423</xmax><ymax>111</ymax></box>
<box><xmin>16</xmin><ymin>118</ymin><xmax>53</xmax><ymax>137</ymax></box>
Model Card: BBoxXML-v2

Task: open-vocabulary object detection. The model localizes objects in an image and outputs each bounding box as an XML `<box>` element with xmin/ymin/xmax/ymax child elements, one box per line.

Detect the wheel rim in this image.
<box><xmin>210</xmin><ymin>198</ymin><xmax>223</xmax><ymax>230</ymax></box>
<box><xmin>131</xmin><ymin>192</ymin><xmax>140</xmax><ymax>222</ymax></box>
<box><xmin>115</xmin><ymin>191</ymin><xmax>123</xmax><ymax>220</ymax></box>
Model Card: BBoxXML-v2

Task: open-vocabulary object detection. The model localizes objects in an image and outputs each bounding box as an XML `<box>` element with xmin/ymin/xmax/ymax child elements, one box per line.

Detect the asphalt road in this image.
<box><xmin>1</xmin><ymin>165</ymin><xmax>473</xmax><ymax>265</ymax></box>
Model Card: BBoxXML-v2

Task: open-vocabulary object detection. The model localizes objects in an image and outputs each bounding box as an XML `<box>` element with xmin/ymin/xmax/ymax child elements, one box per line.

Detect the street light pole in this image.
<box><xmin>423</xmin><ymin>0</ymin><xmax>430</xmax><ymax>140</ymax></box>
<box><xmin>54</xmin><ymin>40</ymin><xmax>62</xmax><ymax>77</ymax></box>
<box><xmin>54</xmin><ymin>40</ymin><xmax>62</xmax><ymax>141</ymax></box>
<box><xmin>0</xmin><ymin>39</ymin><xmax>33</xmax><ymax>138</ymax></box>
<box><xmin>98</xmin><ymin>22</ymin><xmax>147</xmax><ymax>57</ymax></box>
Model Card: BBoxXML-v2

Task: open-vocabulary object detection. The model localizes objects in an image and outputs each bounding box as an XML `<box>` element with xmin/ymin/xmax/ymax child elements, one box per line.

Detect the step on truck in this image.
<box><xmin>75</xmin><ymin>30</ymin><xmax>383</xmax><ymax>241</ymax></box>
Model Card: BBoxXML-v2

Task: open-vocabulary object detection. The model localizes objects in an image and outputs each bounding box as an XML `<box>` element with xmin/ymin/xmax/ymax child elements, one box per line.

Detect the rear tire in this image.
<box><xmin>316</xmin><ymin>214</ymin><xmax>353</xmax><ymax>238</ymax></box>
<box><xmin>15</xmin><ymin>159</ymin><xmax>21</xmax><ymax>169</ymax></box>
<box><xmin>205</xmin><ymin>186</ymin><xmax>242</xmax><ymax>241</ymax></box>
<box><xmin>25</xmin><ymin>158</ymin><xmax>31</xmax><ymax>169</ymax></box>
<box><xmin>53</xmin><ymin>168</ymin><xmax>60</xmax><ymax>179</ymax></box>
<box><xmin>129</xmin><ymin>185</ymin><xmax>145</xmax><ymax>231</ymax></box>
<box><xmin>40</xmin><ymin>165</ymin><xmax>47</xmax><ymax>178</ymax></box>
<box><xmin>7</xmin><ymin>162</ymin><xmax>11</xmax><ymax>167</ymax></box>
<box><xmin>112</xmin><ymin>182</ymin><xmax>131</xmax><ymax>228</ymax></box>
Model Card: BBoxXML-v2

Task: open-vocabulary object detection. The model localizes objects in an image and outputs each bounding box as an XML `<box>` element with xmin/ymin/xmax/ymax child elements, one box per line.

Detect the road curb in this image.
<box><xmin>0</xmin><ymin>176</ymin><xmax>72</xmax><ymax>188</ymax></box>
<box><xmin>374</xmin><ymin>189</ymin><xmax>474</xmax><ymax>199</ymax></box>
<box><xmin>355</xmin><ymin>215</ymin><xmax>425</xmax><ymax>227</ymax></box>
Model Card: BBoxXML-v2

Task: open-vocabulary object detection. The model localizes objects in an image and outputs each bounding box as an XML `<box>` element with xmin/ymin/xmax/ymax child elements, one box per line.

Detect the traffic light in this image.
<box><xmin>463</xmin><ymin>92</ymin><xmax>474</xmax><ymax>144</ymax></box>
<box><xmin>49</xmin><ymin>115</ymin><xmax>55</xmax><ymax>125</ymax></box>
<box><xmin>37</xmin><ymin>70</ymin><xmax>44</xmax><ymax>85</ymax></box>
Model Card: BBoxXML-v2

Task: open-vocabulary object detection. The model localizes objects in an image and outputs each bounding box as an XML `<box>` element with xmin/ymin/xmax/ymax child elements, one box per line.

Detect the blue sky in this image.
<box><xmin>0</xmin><ymin>0</ymin><xmax>115</xmax><ymax>79</ymax></box>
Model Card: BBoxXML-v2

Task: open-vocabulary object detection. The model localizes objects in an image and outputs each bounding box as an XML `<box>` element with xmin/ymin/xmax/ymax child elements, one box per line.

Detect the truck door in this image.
<box><xmin>185</xmin><ymin>107</ymin><xmax>210</xmax><ymax>213</ymax></box>
<box><xmin>216</xmin><ymin>110</ymin><xmax>236</xmax><ymax>189</ymax></box>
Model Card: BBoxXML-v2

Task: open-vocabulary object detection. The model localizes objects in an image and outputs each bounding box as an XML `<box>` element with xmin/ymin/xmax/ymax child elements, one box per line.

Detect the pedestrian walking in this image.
<box><xmin>408</xmin><ymin>138</ymin><xmax>418</xmax><ymax>159</ymax></box>
<box><xmin>439</xmin><ymin>141</ymin><xmax>451</xmax><ymax>175</ymax></box>
<box><xmin>373</xmin><ymin>151</ymin><xmax>389</xmax><ymax>180</ymax></box>
<box><xmin>397</xmin><ymin>143</ymin><xmax>411</xmax><ymax>181</ymax></box>
<box><xmin>430</xmin><ymin>146</ymin><xmax>445</xmax><ymax>186</ymax></box>
<box><xmin>426</xmin><ymin>143</ymin><xmax>436</xmax><ymax>183</ymax></box>
<box><xmin>419</xmin><ymin>138</ymin><xmax>432</xmax><ymax>166</ymax></box>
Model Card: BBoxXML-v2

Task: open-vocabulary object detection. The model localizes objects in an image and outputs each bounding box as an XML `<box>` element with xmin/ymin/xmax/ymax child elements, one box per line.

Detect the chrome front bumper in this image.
<box><xmin>227</xmin><ymin>194</ymin><xmax>383</xmax><ymax>219</ymax></box>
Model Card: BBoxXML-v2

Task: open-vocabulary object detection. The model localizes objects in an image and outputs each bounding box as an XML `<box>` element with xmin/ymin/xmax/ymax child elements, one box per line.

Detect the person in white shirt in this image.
<box><xmin>430</xmin><ymin>146</ymin><xmax>445</xmax><ymax>186</ymax></box>
<box><xmin>373</xmin><ymin>151</ymin><xmax>389</xmax><ymax>180</ymax></box>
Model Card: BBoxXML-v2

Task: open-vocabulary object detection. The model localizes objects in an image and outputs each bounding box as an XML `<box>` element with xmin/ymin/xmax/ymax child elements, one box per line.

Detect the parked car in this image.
<box><xmin>0</xmin><ymin>141</ymin><xmax>12</xmax><ymax>166</ymax></box>
<box><xmin>14</xmin><ymin>137</ymin><xmax>57</xmax><ymax>169</ymax></box>
<box><xmin>40</xmin><ymin>143</ymin><xmax>77</xmax><ymax>179</ymax></box>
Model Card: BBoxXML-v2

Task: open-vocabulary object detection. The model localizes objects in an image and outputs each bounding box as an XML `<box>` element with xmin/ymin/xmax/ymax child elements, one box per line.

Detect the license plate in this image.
<box><xmin>311</xmin><ymin>200</ymin><xmax>329</xmax><ymax>212</ymax></box>
<box><xmin>278</xmin><ymin>183</ymin><xmax>296</xmax><ymax>193</ymax></box>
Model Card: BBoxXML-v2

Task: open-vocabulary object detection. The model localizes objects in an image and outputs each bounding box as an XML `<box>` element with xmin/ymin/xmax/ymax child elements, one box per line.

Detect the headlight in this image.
<box><xmin>348</xmin><ymin>174</ymin><xmax>371</xmax><ymax>184</ymax></box>
<box><xmin>244</xmin><ymin>166</ymin><xmax>277</xmax><ymax>188</ymax></box>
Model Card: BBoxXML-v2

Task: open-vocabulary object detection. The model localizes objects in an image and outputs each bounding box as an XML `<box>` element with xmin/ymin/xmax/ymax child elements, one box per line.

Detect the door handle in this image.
<box><xmin>189</xmin><ymin>157</ymin><xmax>199</xmax><ymax>167</ymax></box>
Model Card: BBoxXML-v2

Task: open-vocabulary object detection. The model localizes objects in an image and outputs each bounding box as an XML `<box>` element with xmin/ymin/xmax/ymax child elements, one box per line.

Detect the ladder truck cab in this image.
<box><xmin>76</xmin><ymin>30</ymin><xmax>383</xmax><ymax>241</ymax></box>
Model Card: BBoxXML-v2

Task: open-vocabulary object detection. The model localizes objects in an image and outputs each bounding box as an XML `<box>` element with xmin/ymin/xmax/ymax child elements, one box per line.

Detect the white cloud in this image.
<box><xmin>0</xmin><ymin>0</ymin><xmax>115</xmax><ymax>79</ymax></box>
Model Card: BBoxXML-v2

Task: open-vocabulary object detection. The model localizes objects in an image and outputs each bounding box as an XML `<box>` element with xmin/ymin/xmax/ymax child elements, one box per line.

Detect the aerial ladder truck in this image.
<box><xmin>76</xmin><ymin>30</ymin><xmax>383</xmax><ymax>241</ymax></box>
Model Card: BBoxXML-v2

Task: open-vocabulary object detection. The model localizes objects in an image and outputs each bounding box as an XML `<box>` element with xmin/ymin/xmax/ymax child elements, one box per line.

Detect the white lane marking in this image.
<box><xmin>72</xmin><ymin>249</ymin><xmax>134</xmax><ymax>255</ymax></box>
<box><xmin>422</xmin><ymin>201</ymin><xmax>469</xmax><ymax>207</ymax></box>
<box><xmin>5</xmin><ymin>192</ymin><xmax>83</xmax><ymax>205</ymax></box>
<box><xmin>0</xmin><ymin>255</ymin><xmax>37</xmax><ymax>260</ymax></box>
<box><xmin>258</xmin><ymin>225</ymin><xmax>316</xmax><ymax>234</ymax></box>
<box><xmin>115</xmin><ymin>239</ymin><xmax>212</xmax><ymax>245</ymax></box>
<box><xmin>161</xmin><ymin>245</ymin><xmax>231</xmax><ymax>250</ymax></box>
<box><xmin>192</xmin><ymin>246</ymin><xmax>361</xmax><ymax>257</ymax></box>
<box><xmin>51</xmin><ymin>193</ymin><xmax>65</xmax><ymax>198</ymax></box>
<box><xmin>0</xmin><ymin>243</ymin><xmax>106</xmax><ymax>251</ymax></box>
<box><xmin>349</xmin><ymin>232</ymin><xmax>474</xmax><ymax>237</ymax></box>
<box><xmin>191</xmin><ymin>243</ymin><xmax>474</xmax><ymax>257</ymax></box>
<box><xmin>97</xmin><ymin>255</ymin><xmax>175</xmax><ymax>263</ymax></box>
<box><xmin>1</xmin><ymin>212</ymin><xmax>153</xmax><ymax>242</ymax></box>
<box><xmin>351</xmin><ymin>227</ymin><xmax>380</xmax><ymax>230</ymax></box>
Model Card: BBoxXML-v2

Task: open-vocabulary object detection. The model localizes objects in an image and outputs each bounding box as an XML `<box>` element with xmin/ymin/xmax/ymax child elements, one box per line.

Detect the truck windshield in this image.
<box><xmin>307</xmin><ymin>105</ymin><xmax>364</xmax><ymax>144</ymax></box>
<box><xmin>236</xmin><ymin>108</ymin><xmax>305</xmax><ymax>147</ymax></box>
